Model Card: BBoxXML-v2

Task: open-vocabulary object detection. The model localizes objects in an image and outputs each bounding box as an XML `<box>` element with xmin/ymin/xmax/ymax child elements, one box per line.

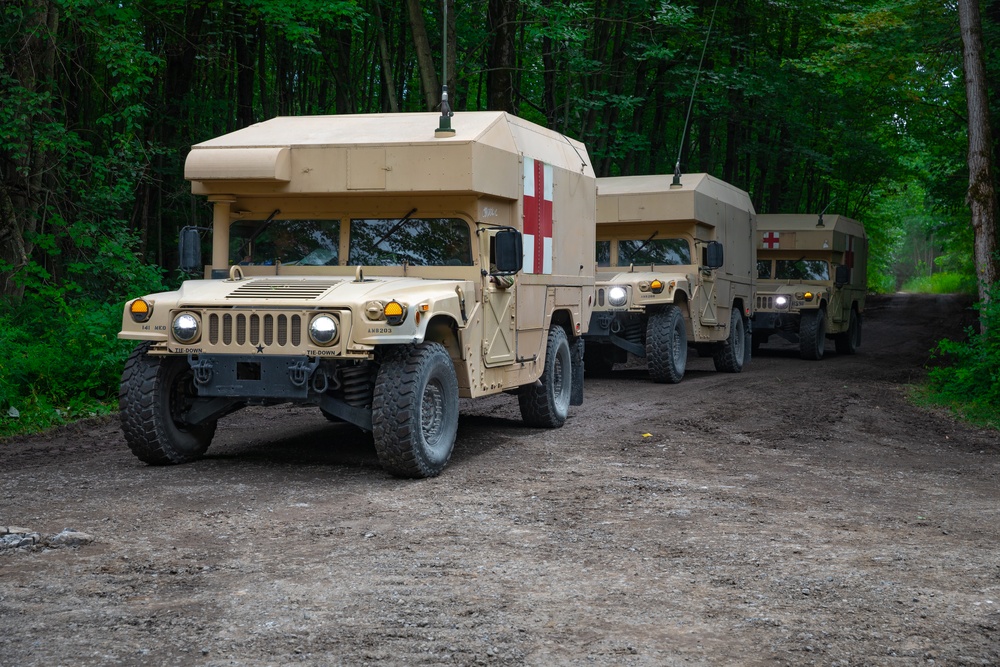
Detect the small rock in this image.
<box><xmin>47</xmin><ymin>529</ymin><xmax>94</xmax><ymax>547</ymax></box>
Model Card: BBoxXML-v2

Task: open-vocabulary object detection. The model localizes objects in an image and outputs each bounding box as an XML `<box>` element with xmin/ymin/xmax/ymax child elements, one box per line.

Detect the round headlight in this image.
<box><xmin>608</xmin><ymin>286</ymin><xmax>628</xmax><ymax>307</ymax></box>
<box><xmin>309</xmin><ymin>314</ymin><xmax>338</xmax><ymax>345</ymax></box>
<box><xmin>172</xmin><ymin>313</ymin><xmax>200</xmax><ymax>343</ymax></box>
<box><xmin>775</xmin><ymin>296</ymin><xmax>789</xmax><ymax>309</ymax></box>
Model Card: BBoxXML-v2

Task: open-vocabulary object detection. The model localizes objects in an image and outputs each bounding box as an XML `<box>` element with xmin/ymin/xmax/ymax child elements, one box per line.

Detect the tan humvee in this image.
<box><xmin>118</xmin><ymin>111</ymin><xmax>596</xmax><ymax>478</ymax></box>
<box><xmin>752</xmin><ymin>213</ymin><xmax>867</xmax><ymax>360</ymax></box>
<box><xmin>583</xmin><ymin>173</ymin><xmax>756</xmax><ymax>383</ymax></box>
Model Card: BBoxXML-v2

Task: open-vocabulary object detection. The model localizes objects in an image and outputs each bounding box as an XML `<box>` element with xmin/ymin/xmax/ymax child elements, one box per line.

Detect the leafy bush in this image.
<box><xmin>901</xmin><ymin>272</ymin><xmax>978</xmax><ymax>295</ymax></box>
<box><xmin>922</xmin><ymin>286</ymin><xmax>1000</xmax><ymax>429</ymax></box>
<box><xmin>0</xmin><ymin>255</ymin><xmax>166</xmax><ymax>439</ymax></box>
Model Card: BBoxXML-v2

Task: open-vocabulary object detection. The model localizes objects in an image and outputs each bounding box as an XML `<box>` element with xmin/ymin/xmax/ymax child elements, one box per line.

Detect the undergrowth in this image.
<box><xmin>0</xmin><ymin>298</ymin><xmax>141</xmax><ymax>439</ymax></box>
<box><xmin>919</xmin><ymin>286</ymin><xmax>1000</xmax><ymax>430</ymax></box>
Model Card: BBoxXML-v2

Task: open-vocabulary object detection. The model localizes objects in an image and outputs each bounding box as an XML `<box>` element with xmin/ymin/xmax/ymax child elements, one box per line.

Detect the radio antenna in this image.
<box><xmin>672</xmin><ymin>0</ymin><xmax>720</xmax><ymax>186</ymax></box>
<box><xmin>435</xmin><ymin>0</ymin><xmax>455</xmax><ymax>137</ymax></box>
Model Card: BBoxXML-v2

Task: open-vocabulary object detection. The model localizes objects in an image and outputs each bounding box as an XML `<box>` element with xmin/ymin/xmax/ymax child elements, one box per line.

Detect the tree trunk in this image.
<box><xmin>486</xmin><ymin>0</ymin><xmax>518</xmax><ymax>113</ymax></box>
<box><xmin>373</xmin><ymin>0</ymin><xmax>400</xmax><ymax>112</ymax></box>
<box><xmin>958</xmin><ymin>0</ymin><xmax>999</xmax><ymax>310</ymax></box>
<box><xmin>405</xmin><ymin>0</ymin><xmax>440</xmax><ymax>111</ymax></box>
<box><xmin>0</xmin><ymin>0</ymin><xmax>59</xmax><ymax>304</ymax></box>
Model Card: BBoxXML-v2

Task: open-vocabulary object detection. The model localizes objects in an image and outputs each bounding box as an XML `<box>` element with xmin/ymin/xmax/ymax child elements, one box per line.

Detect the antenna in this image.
<box><xmin>672</xmin><ymin>0</ymin><xmax>720</xmax><ymax>187</ymax></box>
<box><xmin>817</xmin><ymin>197</ymin><xmax>836</xmax><ymax>228</ymax></box>
<box><xmin>435</xmin><ymin>0</ymin><xmax>455</xmax><ymax>137</ymax></box>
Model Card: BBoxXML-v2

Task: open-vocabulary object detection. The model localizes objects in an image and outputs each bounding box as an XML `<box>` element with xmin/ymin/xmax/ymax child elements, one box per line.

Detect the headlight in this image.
<box><xmin>775</xmin><ymin>296</ymin><xmax>789</xmax><ymax>309</ymax></box>
<box><xmin>172</xmin><ymin>312</ymin><xmax>200</xmax><ymax>343</ymax></box>
<box><xmin>129</xmin><ymin>298</ymin><xmax>153</xmax><ymax>323</ymax></box>
<box><xmin>608</xmin><ymin>286</ymin><xmax>628</xmax><ymax>307</ymax></box>
<box><xmin>309</xmin><ymin>314</ymin><xmax>339</xmax><ymax>346</ymax></box>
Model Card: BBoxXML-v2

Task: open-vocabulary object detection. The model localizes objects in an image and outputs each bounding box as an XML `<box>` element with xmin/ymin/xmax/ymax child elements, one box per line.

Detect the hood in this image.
<box><xmin>169</xmin><ymin>275</ymin><xmax>468</xmax><ymax>308</ymax></box>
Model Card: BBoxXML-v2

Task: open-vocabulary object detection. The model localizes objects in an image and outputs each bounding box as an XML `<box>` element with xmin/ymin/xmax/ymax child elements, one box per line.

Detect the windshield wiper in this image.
<box><xmin>625</xmin><ymin>230</ymin><xmax>658</xmax><ymax>260</ymax></box>
<box><xmin>370</xmin><ymin>207</ymin><xmax>418</xmax><ymax>250</ymax></box>
<box><xmin>237</xmin><ymin>209</ymin><xmax>281</xmax><ymax>262</ymax></box>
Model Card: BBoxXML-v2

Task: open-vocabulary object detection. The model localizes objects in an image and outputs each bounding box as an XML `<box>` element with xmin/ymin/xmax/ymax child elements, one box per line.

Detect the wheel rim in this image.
<box><xmin>420</xmin><ymin>378</ymin><xmax>446</xmax><ymax>447</ymax></box>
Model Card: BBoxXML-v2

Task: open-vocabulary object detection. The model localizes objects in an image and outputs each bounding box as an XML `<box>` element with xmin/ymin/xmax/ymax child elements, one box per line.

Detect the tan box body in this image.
<box><xmin>118</xmin><ymin>112</ymin><xmax>596</xmax><ymax>477</ymax></box>
<box><xmin>583</xmin><ymin>173</ymin><xmax>756</xmax><ymax>382</ymax></box>
<box><xmin>752</xmin><ymin>213</ymin><xmax>867</xmax><ymax>359</ymax></box>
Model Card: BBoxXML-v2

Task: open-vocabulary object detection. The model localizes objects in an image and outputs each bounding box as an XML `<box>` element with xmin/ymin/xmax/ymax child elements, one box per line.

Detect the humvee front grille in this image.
<box><xmin>208</xmin><ymin>312</ymin><xmax>303</xmax><ymax>348</ymax></box>
<box><xmin>227</xmin><ymin>280</ymin><xmax>340</xmax><ymax>300</ymax></box>
<box><xmin>756</xmin><ymin>296</ymin><xmax>774</xmax><ymax>310</ymax></box>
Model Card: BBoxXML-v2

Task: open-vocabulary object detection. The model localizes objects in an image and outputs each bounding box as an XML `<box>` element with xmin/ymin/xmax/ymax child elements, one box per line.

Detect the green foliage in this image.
<box><xmin>901</xmin><ymin>272</ymin><xmax>978</xmax><ymax>295</ymax></box>
<box><xmin>0</xmin><ymin>295</ymin><xmax>139</xmax><ymax>439</ymax></box>
<box><xmin>921</xmin><ymin>286</ymin><xmax>1000</xmax><ymax>429</ymax></box>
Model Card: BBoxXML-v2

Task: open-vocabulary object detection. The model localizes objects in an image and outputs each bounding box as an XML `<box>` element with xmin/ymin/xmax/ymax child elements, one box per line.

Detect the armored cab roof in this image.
<box><xmin>184</xmin><ymin>111</ymin><xmax>593</xmax><ymax>199</ymax></box>
<box><xmin>597</xmin><ymin>173</ymin><xmax>754</xmax><ymax>227</ymax></box>
<box><xmin>757</xmin><ymin>214</ymin><xmax>865</xmax><ymax>239</ymax></box>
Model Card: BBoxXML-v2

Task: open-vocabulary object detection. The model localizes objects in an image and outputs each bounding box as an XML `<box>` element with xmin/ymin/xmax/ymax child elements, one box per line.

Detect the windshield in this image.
<box><xmin>230</xmin><ymin>219</ymin><xmax>340</xmax><ymax>266</ymax></box>
<box><xmin>615</xmin><ymin>238</ymin><xmax>690</xmax><ymax>266</ymax></box>
<box><xmin>757</xmin><ymin>260</ymin><xmax>772</xmax><ymax>279</ymax></box>
<box><xmin>775</xmin><ymin>259</ymin><xmax>829</xmax><ymax>281</ymax></box>
<box><xmin>349</xmin><ymin>217</ymin><xmax>472</xmax><ymax>266</ymax></box>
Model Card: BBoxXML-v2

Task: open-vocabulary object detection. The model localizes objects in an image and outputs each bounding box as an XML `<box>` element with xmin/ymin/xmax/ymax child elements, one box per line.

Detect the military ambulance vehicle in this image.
<box><xmin>118</xmin><ymin>111</ymin><xmax>596</xmax><ymax>478</ymax></box>
<box><xmin>752</xmin><ymin>213</ymin><xmax>866</xmax><ymax>360</ymax></box>
<box><xmin>583</xmin><ymin>173</ymin><xmax>756</xmax><ymax>383</ymax></box>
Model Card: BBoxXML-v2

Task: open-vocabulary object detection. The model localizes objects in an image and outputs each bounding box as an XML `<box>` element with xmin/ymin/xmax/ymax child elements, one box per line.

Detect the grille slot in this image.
<box><xmin>227</xmin><ymin>280</ymin><xmax>340</xmax><ymax>300</ymax></box>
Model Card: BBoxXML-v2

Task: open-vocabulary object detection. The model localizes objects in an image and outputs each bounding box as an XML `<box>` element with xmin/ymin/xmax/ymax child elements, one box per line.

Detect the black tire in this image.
<box><xmin>713</xmin><ymin>307</ymin><xmax>746</xmax><ymax>373</ymax></box>
<box><xmin>835</xmin><ymin>308</ymin><xmax>862</xmax><ymax>355</ymax></box>
<box><xmin>584</xmin><ymin>342</ymin><xmax>614</xmax><ymax>377</ymax></box>
<box><xmin>742</xmin><ymin>324</ymin><xmax>753</xmax><ymax>368</ymax></box>
<box><xmin>119</xmin><ymin>342</ymin><xmax>216</xmax><ymax>465</ymax></box>
<box><xmin>519</xmin><ymin>327</ymin><xmax>572</xmax><ymax>428</ymax></box>
<box><xmin>646</xmin><ymin>306</ymin><xmax>687</xmax><ymax>384</ymax></box>
<box><xmin>799</xmin><ymin>308</ymin><xmax>827</xmax><ymax>360</ymax></box>
<box><xmin>372</xmin><ymin>343</ymin><xmax>459</xmax><ymax>478</ymax></box>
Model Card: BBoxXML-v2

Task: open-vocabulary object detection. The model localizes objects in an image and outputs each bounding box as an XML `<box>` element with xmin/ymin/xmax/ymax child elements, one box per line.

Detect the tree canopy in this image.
<box><xmin>1</xmin><ymin>0</ymin><xmax>998</xmax><ymax>434</ymax></box>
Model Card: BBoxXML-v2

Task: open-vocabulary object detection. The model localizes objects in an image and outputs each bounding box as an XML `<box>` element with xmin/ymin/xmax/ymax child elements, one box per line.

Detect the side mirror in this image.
<box><xmin>178</xmin><ymin>227</ymin><xmax>203</xmax><ymax>273</ymax></box>
<box><xmin>703</xmin><ymin>241</ymin><xmax>724</xmax><ymax>269</ymax></box>
<box><xmin>493</xmin><ymin>228</ymin><xmax>523</xmax><ymax>274</ymax></box>
<box><xmin>835</xmin><ymin>264</ymin><xmax>851</xmax><ymax>286</ymax></box>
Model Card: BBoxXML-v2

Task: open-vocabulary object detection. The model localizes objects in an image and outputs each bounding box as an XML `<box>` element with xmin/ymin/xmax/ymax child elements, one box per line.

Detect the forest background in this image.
<box><xmin>1</xmin><ymin>0</ymin><xmax>998</xmax><ymax>437</ymax></box>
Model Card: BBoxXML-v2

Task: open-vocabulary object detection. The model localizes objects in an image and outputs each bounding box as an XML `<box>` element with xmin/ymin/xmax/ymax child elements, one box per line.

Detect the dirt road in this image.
<box><xmin>3</xmin><ymin>293</ymin><xmax>999</xmax><ymax>666</ymax></box>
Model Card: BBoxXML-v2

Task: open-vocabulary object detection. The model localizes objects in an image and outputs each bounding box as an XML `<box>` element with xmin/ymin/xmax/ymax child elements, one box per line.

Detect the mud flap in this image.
<box><xmin>571</xmin><ymin>336</ymin><xmax>584</xmax><ymax>406</ymax></box>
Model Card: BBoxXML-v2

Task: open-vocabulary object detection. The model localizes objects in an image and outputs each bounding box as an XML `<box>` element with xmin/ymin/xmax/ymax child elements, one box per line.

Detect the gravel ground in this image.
<box><xmin>2</xmin><ymin>292</ymin><xmax>999</xmax><ymax>666</ymax></box>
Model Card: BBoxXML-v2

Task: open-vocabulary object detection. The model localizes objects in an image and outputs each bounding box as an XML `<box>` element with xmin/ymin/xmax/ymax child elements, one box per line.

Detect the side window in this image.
<box><xmin>596</xmin><ymin>241</ymin><xmax>611</xmax><ymax>267</ymax></box>
<box><xmin>757</xmin><ymin>260</ymin><xmax>772</xmax><ymax>279</ymax></box>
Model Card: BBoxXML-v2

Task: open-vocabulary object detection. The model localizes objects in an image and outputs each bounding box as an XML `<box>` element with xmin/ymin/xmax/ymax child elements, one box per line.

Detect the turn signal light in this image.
<box><xmin>650</xmin><ymin>279</ymin><xmax>664</xmax><ymax>294</ymax></box>
<box><xmin>384</xmin><ymin>300</ymin><xmax>407</xmax><ymax>325</ymax></box>
<box><xmin>129</xmin><ymin>298</ymin><xmax>152</xmax><ymax>323</ymax></box>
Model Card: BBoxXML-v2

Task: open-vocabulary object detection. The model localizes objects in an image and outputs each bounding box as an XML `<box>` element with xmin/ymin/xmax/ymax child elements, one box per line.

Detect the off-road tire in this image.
<box><xmin>584</xmin><ymin>342</ymin><xmax>614</xmax><ymax>377</ymax></box>
<box><xmin>743</xmin><ymin>325</ymin><xmax>753</xmax><ymax>367</ymax></box>
<box><xmin>799</xmin><ymin>308</ymin><xmax>827</xmax><ymax>360</ymax></box>
<box><xmin>119</xmin><ymin>342</ymin><xmax>216</xmax><ymax>465</ymax></box>
<box><xmin>751</xmin><ymin>331</ymin><xmax>767</xmax><ymax>353</ymax></box>
<box><xmin>646</xmin><ymin>306</ymin><xmax>687</xmax><ymax>384</ymax></box>
<box><xmin>713</xmin><ymin>307</ymin><xmax>746</xmax><ymax>373</ymax></box>
<box><xmin>519</xmin><ymin>327</ymin><xmax>572</xmax><ymax>428</ymax></box>
<box><xmin>835</xmin><ymin>308</ymin><xmax>862</xmax><ymax>355</ymax></box>
<box><xmin>372</xmin><ymin>343</ymin><xmax>459</xmax><ymax>478</ymax></box>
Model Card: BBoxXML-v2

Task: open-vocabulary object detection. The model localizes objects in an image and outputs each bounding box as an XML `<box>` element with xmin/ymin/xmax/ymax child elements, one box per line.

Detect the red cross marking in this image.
<box><xmin>762</xmin><ymin>232</ymin><xmax>780</xmax><ymax>249</ymax></box>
